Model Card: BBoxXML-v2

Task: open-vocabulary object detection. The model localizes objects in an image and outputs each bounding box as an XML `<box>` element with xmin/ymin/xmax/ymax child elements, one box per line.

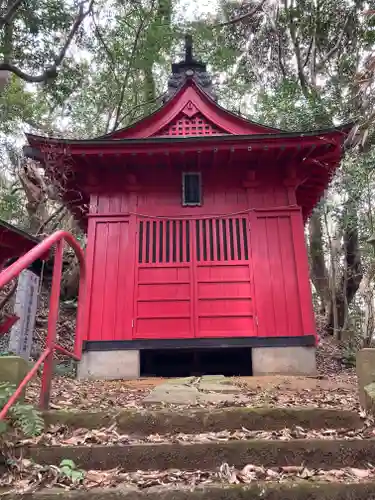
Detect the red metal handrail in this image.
<box><xmin>0</xmin><ymin>231</ymin><xmax>86</xmax><ymax>418</ymax></box>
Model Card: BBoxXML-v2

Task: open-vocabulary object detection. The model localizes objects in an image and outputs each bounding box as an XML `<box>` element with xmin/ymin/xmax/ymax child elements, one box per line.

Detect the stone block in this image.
<box><xmin>200</xmin><ymin>375</ymin><xmax>225</xmax><ymax>381</ymax></box>
<box><xmin>143</xmin><ymin>385</ymin><xmax>199</xmax><ymax>405</ymax></box>
<box><xmin>197</xmin><ymin>392</ymin><xmax>239</xmax><ymax>404</ymax></box>
<box><xmin>77</xmin><ymin>350</ymin><xmax>140</xmax><ymax>380</ymax></box>
<box><xmin>356</xmin><ymin>348</ymin><xmax>375</xmax><ymax>409</ymax></box>
<box><xmin>164</xmin><ymin>377</ymin><xmax>195</xmax><ymax>385</ymax></box>
<box><xmin>363</xmin><ymin>382</ymin><xmax>375</xmax><ymax>413</ymax></box>
<box><xmin>198</xmin><ymin>382</ymin><xmax>241</xmax><ymax>393</ymax></box>
<box><xmin>0</xmin><ymin>356</ymin><xmax>29</xmax><ymax>400</ymax></box>
<box><xmin>252</xmin><ymin>346</ymin><xmax>316</xmax><ymax>376</ymax></box>
<box><xmin>0</xmin><ymin>356</ymin><xmax>29</xmax><ymax>386</ymax></box>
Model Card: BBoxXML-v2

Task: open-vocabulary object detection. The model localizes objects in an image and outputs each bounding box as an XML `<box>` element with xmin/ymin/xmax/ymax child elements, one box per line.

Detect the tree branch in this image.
<box><xmin>214</xmin><ymin>0</ymin><xmax>267</xmax><ymax>27</ymax></box>
<box><xmin>36</xmin><ymin>204</ymin><xmax>66</xmax><ymax>235</ymax></box>
<box><xmin>91</xmin><ymin>9</ymin><xmax>119</xmax><ymax>83</ymax></box>
<box><xmin>284</xmin><ymin>0</ymin><xmax>309</xmax><ymax>98</ymax></box>
<box><xmin>0</xmin><ymin>280</ymin><xmax>17</xmax><ymax>312</ymax></box>
<box><xmin>303</xmin><ymin>37</ymin><xmax>313</xmax><ymax>68</ymax></box>
<box><xmin>111</xmin><ymin>16</ymin><xmax>147</xmax><ymax>132</ymax></box>
<box><xmin>0</xmin><ymin>0</ymin><xmax>94</xmax><ymax>83</ymax></box>
<box><xmin>0</xmin><ymin>0</ymin><xmax>24</xmax><ymax>27</ymax></box>
<box><xmin>316</xmin><ymin>11</ymin><xmax>351</xmax><ymax>71</ymax></box>
<box><xmin>118</xmin><ymin>92</ymin><xmax>163</xmax><ymax>126</ymax></box>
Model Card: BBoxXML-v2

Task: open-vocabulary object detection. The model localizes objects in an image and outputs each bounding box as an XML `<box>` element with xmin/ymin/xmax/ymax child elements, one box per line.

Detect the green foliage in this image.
<box><xmin>340</xmin><ymin>347</ymin><xmax>357</xmax><ymax>368</ymax></box>
<box><xmin>0</xmin><ymin>0</ymin><xmax>374</xmax><ymax>342</ymax></box>
<box><xmin>0</xmin><ymin>383</ymin><xmax>44</xmax><ymax>437</ymax></box>
<box><xmin>58</xmin><ymin>459</ymin><xmax>84</xmax><ymax>483</ymax></box>
<box><xmin>53</xmin><ymin>360</ymin><xmax>77</xmax><ymax>378</ymax></box>
<box><xmin>0</xmin><ymin>0</ymin><xmax>84</xmax><ymax>77</ymax></box>
<box><xmin>254</xmin><ymin>79</ymin><xmax>334</xmax><ymax>131</ymax></box>
<box><xmin>0</xmin><ymin>187</ymin><xmax>26</xmax><ymax>226</ymax></box>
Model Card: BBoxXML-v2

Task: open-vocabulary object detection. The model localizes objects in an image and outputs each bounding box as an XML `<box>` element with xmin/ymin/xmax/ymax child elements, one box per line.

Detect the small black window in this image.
<box><xmin>182</xmin><ymin>172</ymin><xmax>202</xmax><ymax>206</ymax></box>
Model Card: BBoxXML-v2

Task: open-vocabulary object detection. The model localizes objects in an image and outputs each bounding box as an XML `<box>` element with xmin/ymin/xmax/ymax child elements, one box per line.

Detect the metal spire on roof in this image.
<box><xmin>184</xmin><ymin>34</ymin><xmax>193</xmax><ymax>64</ymax></box>
<box><xmin>163</xmin><ymin>34</ymin><xmax>217</xmax><ymax>103</ymax></box>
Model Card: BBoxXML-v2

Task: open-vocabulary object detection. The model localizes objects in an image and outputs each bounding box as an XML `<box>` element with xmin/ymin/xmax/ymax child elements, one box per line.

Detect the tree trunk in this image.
<box><xmin>18</xmin><ymin>162</ymin><xmax>49</xmax><ymax>233</ymax></box>
<box><xmin>308</xmin><ymin>206</ymin><xmax>330</xmax><ymax>315</ymax></box>
<box><xmin>308</xmin><ymin>203</ymin><xmax>363</xmax><ymax>336</ymax></box>
<box><xmin>61</xmin><ymin>259</ymin><xmax>80</xmax><ymax>300</ymax></box>
<box><xmin>325</xmin><ymin>208</ymin><xmax>363</xmax><ymax>335</ymax></box>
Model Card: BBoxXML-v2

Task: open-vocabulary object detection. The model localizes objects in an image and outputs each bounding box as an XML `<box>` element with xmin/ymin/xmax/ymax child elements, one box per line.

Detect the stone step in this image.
<box><xmin>3</xmin><ymin>482</ymin><xmax>375</xmax><ymax>500</ymax></box>
<box><xmin>42</xmin><ymin>407</ymin><xmax>363</xmax><ymax>434</ymax></box>
<box><xmin>21</xmin><ymin>439</ymin><xmax>375</xmax><ymax>471</ymax></box>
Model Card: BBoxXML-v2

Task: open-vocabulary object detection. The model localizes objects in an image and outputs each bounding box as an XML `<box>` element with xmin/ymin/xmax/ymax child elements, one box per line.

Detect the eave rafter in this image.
<box><xmin>23</xmin><ymin>73</ymin><xmax>350</xmax><ymax>227</ymax></box>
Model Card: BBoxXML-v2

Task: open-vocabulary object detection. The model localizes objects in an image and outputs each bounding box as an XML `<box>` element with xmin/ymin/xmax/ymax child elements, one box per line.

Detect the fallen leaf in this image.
<box><xmin>281</xmin><ymin>466</ymin><xmax>304</xmax><ymax>474</ymax></box>
<box><xmin>348</xmin><ymin>468</ymin><xmax>370</xmax><ymax>479</ymax></box>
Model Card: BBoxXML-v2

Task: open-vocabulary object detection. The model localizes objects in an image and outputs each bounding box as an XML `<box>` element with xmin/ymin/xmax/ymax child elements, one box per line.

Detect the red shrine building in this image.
<box><xmin>0</xmin><ymin>219</ymin><xmax>38</xmax><ymax>271</ymax></box>
<box><xmin>25</xmin><ymin>38</ymin><xmax>349</xmax><ymax>378</ymax></box>
<box><xmin>0</xmin><ymin>220</ymin><xmax>39</xmax><ymax>337</ymax></box>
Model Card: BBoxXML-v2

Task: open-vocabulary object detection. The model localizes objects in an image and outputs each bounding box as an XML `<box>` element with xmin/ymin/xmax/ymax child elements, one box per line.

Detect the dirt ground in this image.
<box><xmin>24</xmin><ymin>337</ymin><xmax>358</xmax><ymax>411</ymax></box>
<box><xmin>24</xmin><ymin>371</ymin><xmax>358</xmax><ymax>411</ymax></box>
<box><xmin>119</xmin><ymin>374</ymin><xmax>356</xmax><ymax>391</ymax></box>
<box><xmin>234</xmin><ymin>373</ymin><xmax>356</xmax><ymax>391</ymax></box>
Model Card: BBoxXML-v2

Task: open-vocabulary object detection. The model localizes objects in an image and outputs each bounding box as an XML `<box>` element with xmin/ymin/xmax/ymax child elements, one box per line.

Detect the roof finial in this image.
<box><xmin>163</xmin><ymin>34</ymin><xmax>217</xmax><ymax>103</ymax></box>
<box><xmin>185</xmin><ymin>34</ymin><xmax>193</xmax><ymax>63</ymax></box>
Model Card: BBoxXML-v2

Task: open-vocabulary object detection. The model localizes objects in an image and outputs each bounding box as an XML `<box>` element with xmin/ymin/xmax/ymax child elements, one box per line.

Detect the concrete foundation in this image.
<box><xmin>77</xmin><ymin>350</ymin><xmax>140</xmax><ymax>380</ymax></box>
<box><xmin>252</xmin><ymin>346</ymin><xmax>316</xmax><ymax>376</ymax></box>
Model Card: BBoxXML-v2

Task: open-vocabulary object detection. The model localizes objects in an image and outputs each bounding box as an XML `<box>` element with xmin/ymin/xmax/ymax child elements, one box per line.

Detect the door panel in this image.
<box><xmin>133</xmin><ymin>216</ymin><xmax>255</xmax><ymax>339</ymax></box>
<box><xmin>134</xmin><ymin>219</ymin><xmax>193</xmax><ymax>339</ymax></box>
<box><xmin>251</xmin><ymin>212</ymin><xmax>303</xmax><ymax>337</ymax></box>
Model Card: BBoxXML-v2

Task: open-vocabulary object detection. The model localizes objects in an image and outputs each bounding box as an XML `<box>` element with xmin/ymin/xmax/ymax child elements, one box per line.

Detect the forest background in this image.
<box><xmin>1</xmin><ymin>0</ymin><xmax>375</xmax><ymax>358</ymax></box>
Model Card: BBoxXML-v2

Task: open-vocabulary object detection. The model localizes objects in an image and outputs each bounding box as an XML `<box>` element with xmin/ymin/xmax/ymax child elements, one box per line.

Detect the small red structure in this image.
<box><xmin>25</xmin><ymin>37</ymin><xmax>350</xmax><ymax>378</ymax></box>
<box><xmin>0</xmin><ymin>219</ymin><xmax>38</xmax><ymax>271</ymax></box>
<box><xmin>0</xmin><ymin>219</ymin><xmax>39</xmax><ymax>336</ymax></box>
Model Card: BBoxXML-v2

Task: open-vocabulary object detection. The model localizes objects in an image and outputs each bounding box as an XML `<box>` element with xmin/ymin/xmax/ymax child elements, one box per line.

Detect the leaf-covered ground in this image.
<box><xmin>24</xmin><ymin>371</ymin><xmax>358</xmax><ymax>412</ymax></box>
<box><xmin>2</xmin><ymin>459</ymin><xmax>375</xmax><ymax>493</ymax></box>
<box><xmin>13</xmin><ymin>421</ymin><xmax>375</xmax><ymax>448</ymax></box>
<box><xmin>1</xmin><ymin>337</ymin><xmax>364</xmax><ymax>494</ymax></box>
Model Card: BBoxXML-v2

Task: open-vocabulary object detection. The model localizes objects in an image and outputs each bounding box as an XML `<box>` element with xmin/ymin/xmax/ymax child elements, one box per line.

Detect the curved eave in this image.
<box><xmin>99</xmin><ymin>78</ymin><xmax>284</xmax><ymax>139</ymax></box>
<box><xmin>26</xmin><ymin>123</ymin><xmax>352</xmax><ymax>152</ymax></box>
<box><xmin>0</xmin><ymin>219</ymin><xmax>39</xmax><ymax>245</ymax></box>
<box><xmin>0</xmin><ymin>219</ymin><xmax>39</xmax><ymax>266</ymax></box>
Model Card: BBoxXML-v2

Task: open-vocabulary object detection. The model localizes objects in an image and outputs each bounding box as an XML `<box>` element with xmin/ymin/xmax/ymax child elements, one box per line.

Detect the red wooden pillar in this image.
<box><xmin>290</xmin><ymin>209</ymin><xmax>317</xmax><ymax>341</ymax></box>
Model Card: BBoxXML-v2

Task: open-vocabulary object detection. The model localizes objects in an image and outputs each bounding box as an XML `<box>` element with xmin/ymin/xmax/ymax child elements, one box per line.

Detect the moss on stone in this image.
<box><xmin>42</xmin><ymin>407</ymin><xmax>363</xmax><ymax>434</ymax></box>
<box><xmin>365</xmin><ymin>382</ymin><xmax>375</xmax><ymax>397</ymax></box>
<box><xmin>0</xmin><ymin>356</ymin><xmax>31</xmax><ymax>400</ymax></box>
<box><xmin>20</xmin><ymin>438</ymin><xmax>375</xmax><ymax>471</ymax></box>
<box><xmin>0</xmin><ymin>356</ymin><xmax>29</xmax><ymax>385</ymax></box>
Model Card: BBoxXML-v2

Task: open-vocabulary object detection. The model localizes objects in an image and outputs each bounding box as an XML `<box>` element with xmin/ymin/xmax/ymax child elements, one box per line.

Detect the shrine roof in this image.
<box><xmin>25</xmin><ymin>76</ymin><xmax>351</xmax><ymax>151</ymax></box>
<box><xmin>0</xmin><ymin>219</ymin><xmax>39</xmax><ymax>268</ymax></box>
<box><xmin>25</xmin><ymin>32</ymin><xmax>352</xmax><ymax>153</ymax></box>
<box><xmin>0</xmin><ymin>219</ymin><xmax>38</xmax><ymax>245</ymax></box>
<box><xmin>26</xmin><ymin>117</ymin><xmax>351</xmax><ymax>151</ymax></box>
<box><xmin>22</xmin><ymin>35</ymin><xmax>353</xmax><ymax>228</ymax></box>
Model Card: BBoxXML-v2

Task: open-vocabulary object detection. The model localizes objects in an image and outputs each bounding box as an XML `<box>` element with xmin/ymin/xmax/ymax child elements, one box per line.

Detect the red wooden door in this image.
<box><xmin>133</xmin><ymin>216</ymin><xmax>255</xmax><ymax>339</ymax></box>
<box><xmin>194</xmin><ymin>218</ymin><xmax>255</xmax><ymax>338</ymax></box>
<box><xmin>250</xmin><ymin>210</ymin><xmax>314</xmax><ymax>338</ymax></box>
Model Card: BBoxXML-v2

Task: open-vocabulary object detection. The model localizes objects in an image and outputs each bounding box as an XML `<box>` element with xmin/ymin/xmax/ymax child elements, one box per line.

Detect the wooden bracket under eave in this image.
<box><xmin>125</xmin><ymin>173</ymin><xmax>141</xmax><ymax>192</ymax></box>
<box><xmin>242</xmin><ymin>168</ymin><xmax>260</xmax><ymax>189</ymax></box>
<box><xmin>282</xmin><ymin>163</ymin><xmax>307</xmax><ymax>188</ymax></box>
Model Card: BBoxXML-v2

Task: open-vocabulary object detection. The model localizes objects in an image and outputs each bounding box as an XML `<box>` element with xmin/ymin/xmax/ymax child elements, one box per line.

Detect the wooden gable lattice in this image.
<box><xmin>153</xmin><ymin>101</ymin><xmax>227</xmax><ymax>137</ymax></box>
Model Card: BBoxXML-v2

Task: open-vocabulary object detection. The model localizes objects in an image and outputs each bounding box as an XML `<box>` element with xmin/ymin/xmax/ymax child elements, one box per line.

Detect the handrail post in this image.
<box><xmin>0</xmin><ymin>231</ymin><xmax>86</xmax><ymax>421</ymax></box>
<box><xmin>40</xmin><ymin>240</ymin><xmax>64</xmax><ymax>410</ymax></box>
<box><xmin>74</xmin><ymin>271</ymin><xmax>86</xmax><ymax>359</ymax></box>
